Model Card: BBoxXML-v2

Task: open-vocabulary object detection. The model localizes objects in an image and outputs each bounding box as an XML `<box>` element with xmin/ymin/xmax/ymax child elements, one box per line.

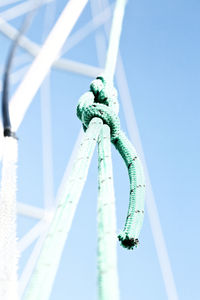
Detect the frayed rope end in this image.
<box><xmin>118</xmin><ymin>232</ymin><xmax>139</xmax><ymax>250</ymax></box>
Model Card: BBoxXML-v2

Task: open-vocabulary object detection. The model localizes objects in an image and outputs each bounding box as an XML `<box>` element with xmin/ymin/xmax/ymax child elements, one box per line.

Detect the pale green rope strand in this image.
<box><xmin>97</xmin><ymin>125</ymin><xmax>119</xmax><ymax>300</ymax></box>
<box><xmin>96</xmin><ymin>3</ymin><xmax>126</xmax><ymax>296</ymax></box>
<box><xmin>94</xmin><ymin>0</ymin><xmax>126</xmax><ymax>284</ymax></box>
<box><xmin>24</xmin><ymin>118</ymin><xmax>103</xmax><ymax>300</ymax></box>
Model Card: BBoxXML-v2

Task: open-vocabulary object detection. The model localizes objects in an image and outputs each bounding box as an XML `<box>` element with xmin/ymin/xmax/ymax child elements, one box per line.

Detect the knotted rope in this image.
<box><xmin>77</xmin><ymin>76</ymin><xmax>145</xmax><ymax>249</ymax></box>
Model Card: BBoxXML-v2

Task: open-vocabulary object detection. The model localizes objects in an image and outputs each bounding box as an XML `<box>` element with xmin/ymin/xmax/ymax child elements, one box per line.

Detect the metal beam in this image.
<box><xmin>0</xmin><ymin>0</ymin><xmax>53</xmax><ymax>22</ymax></box>
<box><xmin>19</xmin><ymin>228</ymin><xmax>50</xmax><ymax>298</ymax></box>
<box><xmin>7</xmin><ymin>53</ymin><xmax>31</xmax><ymax>71</ymax></box>
<box><xmin>17</xmin><ymin>202</ymin><xmax>44</xmax><ymax>219</ymax></box>
<box><xmin>54</xmin><ymin>57</ymin><xmax>102</xmax><ymax>77</ymax></box>
<box><xmin>8</xmin><ymin>0</ymin><xmax>88</xmax><ymax>133</ymax></box>
<box><xmin>90</xmin><ymin>0</ymin><xmax>107</xmax><ymax>67</ymax></box>
<box><xmin>40</xmin><ymin>1</ymin><xmax>56</xmax><ymax>211</ymax></box>
<box><xmin>18</xmin><ymin>219</ymin><xmax>48</xmax><ymax>253</ymax></box>
<box><xmin>0</xmin><ymin>59</ymin><xmax>99</xmax><ymax>169</ymax></box>
<box><xmin>0</xmin><ymin>0</ymin><xmax>89</xmax><ymax>161</ymax></box>
<box><xmin>61</xmin><ymin>3</ymin><xmax>113</xmax><ymax>55</ymax></box>
<box><xmin>55</xmin><ymin>129</ymin><xmax>84</xmax><ymax>205</ymax></box>
<box><xmin>0</xmin><ymin>0</ymin><xmax>23</xmax><ymax>9</ymax></box>
<box><xmin>0</xmin><ymin>17</ymin><xmax>102</xmax><ymax>77</ymax></box>
<box><xmin>0</xmin><ymin>64</ymin><xmax>29</xmax><ymax>93</ymax></box>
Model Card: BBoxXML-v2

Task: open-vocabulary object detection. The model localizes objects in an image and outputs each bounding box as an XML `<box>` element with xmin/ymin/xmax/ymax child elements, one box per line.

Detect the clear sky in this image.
<box><xmin>0</xmin><ymin>0</ymin><xmax>200</xmax><ymax>299</ymax></box>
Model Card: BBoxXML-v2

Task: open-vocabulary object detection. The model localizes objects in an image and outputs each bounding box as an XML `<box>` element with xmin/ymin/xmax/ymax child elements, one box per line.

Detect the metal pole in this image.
<box><xmin>16</xmin><ymin>202</ymin><xmax>44</xmax><ymax>219</ymax></box>
<box><xmin>8</xmin><ymin>0</ymin><xmax>88</xmax><ymax>132</ymax></box>
<box><xmin>40</xmin><ymin>0</ymin><xmax>56</xmax><ymax>211</ymax></box>
<box><xmin>18</xmin><ymin>220</ymin><xmax>48</xmax><ymax>253</ymax></box>
<box><xmin>0</xmin><ymin>64</ymin><xmax>29</xmax><ymax>93</ymax></box>
<box><xmin>61</xmin><ymin>3</ymin><xmax>113</xmax><ymax>55</ymax></box>
<box><xmin>0</xmin><ymin>0</ymin><xmax>23</xmax><ymax>9</ymax></box>
<box><xmin>19</xmin><ymin>227</ymin><xmax>50</xmax><ymax>298</ymax></box>
<box><xmin>0</xmin><ymin>0</ymin><xmax>53</xmax><ymax>22</ymax></box>
<box><xmin>0</xmin><ymin>18</ymin><xmax>102</xmax><ymax>76</ymax></box>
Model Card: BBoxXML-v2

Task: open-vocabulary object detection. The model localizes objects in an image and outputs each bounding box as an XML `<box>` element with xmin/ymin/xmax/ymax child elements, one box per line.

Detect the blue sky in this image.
<box><xmin>0</xmin><ymin>0</ymin><xmax>200</xmax><ymax>299</ymax></box>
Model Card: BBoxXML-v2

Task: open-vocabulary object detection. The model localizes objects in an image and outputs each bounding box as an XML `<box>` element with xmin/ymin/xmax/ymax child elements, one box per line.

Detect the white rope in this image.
<box><xmin>0</xmin><ymin>137</ymin><xmax>19</xmax><ymax>300</ymax></box>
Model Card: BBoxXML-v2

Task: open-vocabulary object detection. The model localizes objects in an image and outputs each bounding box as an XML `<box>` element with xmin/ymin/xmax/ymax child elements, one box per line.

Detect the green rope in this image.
<box><xmin>24</xmin><ymin>1</ymin><xmax>141</xmax><ymax>299</ymax></box>
<box><xmin>77</xmin><ymin>77</ymin><xmax>145</xmax><ymax>249</ymax></box>
<box><xmin>97</xmin><ymin>124</ymin><xmax>119</xmax><ymax>300</ymax></box>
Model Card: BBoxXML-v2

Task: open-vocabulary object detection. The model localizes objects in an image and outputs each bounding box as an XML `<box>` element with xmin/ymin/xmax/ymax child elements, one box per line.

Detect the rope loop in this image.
<box><xmin>77</xmin><ymin>76</ymin><xmax>120</xmax><ymax>142</ymax></box>
<box><xmin>77</xmin><ymin>76</ymin><xmax>145</xmax><ymax>250</ymax></box>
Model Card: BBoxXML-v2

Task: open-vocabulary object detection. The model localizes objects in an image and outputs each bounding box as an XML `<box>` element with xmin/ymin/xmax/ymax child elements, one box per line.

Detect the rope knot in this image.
<box><xmin>77</xmin><ymin>76</ymin><xmax>120</xmax><ymax>142</ymax></box>
<box><xmin>90</xmin><ymin>76</ymin><xmax>119</xmax><ymax>114</ymax></box>
<box><xmin>77</xmin><ymin>76</ymin><xmax>145</xmax><ymax>250</ymax></box>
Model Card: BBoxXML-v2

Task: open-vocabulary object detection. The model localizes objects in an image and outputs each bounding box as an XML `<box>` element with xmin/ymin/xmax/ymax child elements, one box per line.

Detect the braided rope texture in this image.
<box><xmin>0</xmin><ymin>137</ymin><xmax>19</xmax><ymax>299</ymax></box>
<box><xmin>77</xmin><ymin>76</ymin><xmax>145</xmax><ymax>249</ymax></box>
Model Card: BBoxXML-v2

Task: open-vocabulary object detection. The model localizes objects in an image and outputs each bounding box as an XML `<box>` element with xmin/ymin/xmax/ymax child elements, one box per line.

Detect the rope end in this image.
<box><xmin>118</xmin><ymin>232</ymin><xmax>139</xmax><ymax>250</ymax></box>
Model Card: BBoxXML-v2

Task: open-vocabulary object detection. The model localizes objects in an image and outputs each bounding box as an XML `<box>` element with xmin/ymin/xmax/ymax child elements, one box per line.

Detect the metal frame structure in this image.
<box><xmin>0</xmin><ymin>1</ymin><xmax>178</xmax><ymax>299</ymax></box>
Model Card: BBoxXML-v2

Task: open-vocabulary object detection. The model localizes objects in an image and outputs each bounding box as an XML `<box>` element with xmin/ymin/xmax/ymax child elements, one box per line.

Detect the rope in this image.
<box><xmin>24</xmin><ymin>118</ymin><xmax>103</xmax><ymax>300</ymax></box>
<box><xmin>0</xmin><ymin>137</ymin><xmax>18</xmax><ymax>300</ymax></box>
<box><xmin>77</xmin><ymin>76</ymin><xmax>145</xmax><ymax>249</ymax></box>
<box><xmin>0</xmin><ymin>11</ymin><xmax>35</xmax><ymax>300</ymax></box>
<box><xmin>97</xmin><ymin>124</ymin><xmax>119</xmax><ymax>300</ymax></box>
<box><xmin>24</xmin><ymin>2</ymin><xmax>143</xmax><ymax>300</ymax></box>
